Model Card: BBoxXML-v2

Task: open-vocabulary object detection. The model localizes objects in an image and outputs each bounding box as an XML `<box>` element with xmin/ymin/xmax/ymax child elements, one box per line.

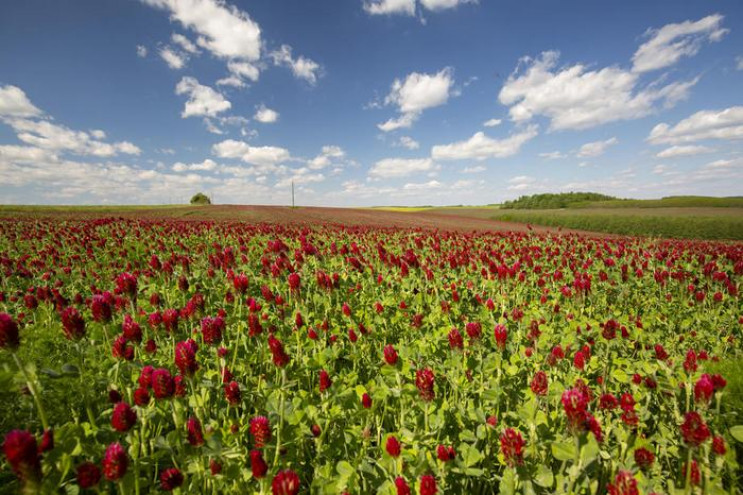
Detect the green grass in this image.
<box><xmin>572</xmin><ymin>196</ymin><xmax>743</xmax><ymax>209</ymax></box>
<box><xmin>490</xmin><ymin>208</ymin><xmax>743</xmax><ymax>239</ymax></box>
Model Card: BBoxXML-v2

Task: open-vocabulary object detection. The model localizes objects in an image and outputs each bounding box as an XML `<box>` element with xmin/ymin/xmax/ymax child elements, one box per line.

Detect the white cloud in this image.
<box><xmin>378</xmin><ymin>113</ymin><xmax>418</xmax><ymax>132</ymax></box>
<box><xmin>275</xmin><ymin>167</ymin><xmax>326</xmax><ymax>188</ymax></box>
<box><xmin>142</xmin><ymin>0</ymin><xmax>261</xmax><ymax>61</ymax></box>
<box><xmin>254</xmin><ymin>105</ymin><xmax>279</xmax><ymax>124</ymax></box>
<box><xmin>212</xmin><ymin>139</ymin><xmax>290</xmax><ymax>167</ymax></box>
<box><xmin>632</xmin><ymin>14</ymin><xmax>728</xmax><ymax>73</ymax></box>
<box><xmin>368</xmin><ymin>157</ymin><xmax>436</xmax><ymax>178</ymax></box>
<box><xmin>419</xmin><ymin>0</ymin><xmax>477</xmax><ymax>12</ymax></box>
<box><xmin>172</xmin><ymin>158</ymin><xmax>218</xmax><ymax>172</ymax></box>
<box><xmin>431</xmin><ymin>125</ymin><xmax>537</xmax><ymax>161</ymax></box>
<box><xmin>227</xmin><ymin>61</ymin><xmax>260</xmax><ymax>83</ymax></box>
<box><xmin>539</xmin><ymin>151</ymin><xmax>566</xmax><ymax>159</ymax></box>
<box><xmin>737</xmin><ymin>56</ymin><xmax>743</xmax><ymax>71</ymax></box>
<box><xmin>507</xmin><ymin>175</ymin><xmax>536</xmax><ymax>191</ymax></box>
<box><xmin>648</xmin><ymin>106</ymin><xmax>743</xmax><ymax>144</ymax></box>
<box><xmin>655</xmin><ymin>145</ymin><xmax>714</xmax><ymax>158</ymax></box>
<box><xmin>160</xmin><ymin>47</ymin><xmax>187</xmax><ymax>69</ymax></box>
<box><xmin>483</xmin><ymin>118</ymin><xmax>501</xmax><ymax>127</ymax></box>
<box><xmin>269</xmin><ymin>45</ymin><xmax>321</xmax><ymax>85</ymax></box>
<box><xmin>216</xmin><ymin>75</ymin><xmax>246</xmax><ymax>88</ymax></box>
<box><xmin>175</xmin><ymin>77</ymin><xmax>231</xmax><ymax>118</ymax></box>
<box><xmin>171</xmin><ymin>33</ymin><xmax>199</xmax><ymax>54</ymax></box>
<box><xmin>308</xmin><ymin>145</ymin><xmax>346</xmax><ymax>170</ymax></box>
<box><xmin>379</xmin><ymin>68</ymin><xmax>454</xmax><ymax>132</ymax></box>
<box><xmin>576</xmin><ymin>137</ymin><xmax>618</xmax><ymax>157</ymax></box>
<box><xmin>498</xmin><ymin>51</ymin><xmax>698</xmax><ymax>131</ymax></box>
<box><xmin>136</xmin><ymin>45</ymin><xmax>148</xmax><ymax>58</ymax></box>
<box><xmin>402</xmin><ymin>180</ymin><xmax>442</xmax><ymax>190</ymax></box>
<box><xmin>396</xmin><ymin>136</ymin><xmax>420</xmax><ymax>150</ymax></box>
<box><xmin>0</xmin><ymin>85</ymin><xmax>42</xmax><ymax>118</ymax></box>
<box><xmin>385</xmin><ymin>67</ymin><xmax>454</xmax><ymax>114</ymax></box>
<box><xmin>363</xmin><ymin>0</ymin><xmax>416</xmax><ymax>16</ymax></box>
<box><xmin>462</xmin><ymin>165</ymin><xmax>486</xmax><ymax>173</ymax></box>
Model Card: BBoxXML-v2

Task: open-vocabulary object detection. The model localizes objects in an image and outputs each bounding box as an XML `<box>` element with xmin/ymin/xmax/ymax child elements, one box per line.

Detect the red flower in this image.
<box><xmin>384</xmin><ymin>344</ymin><xmax>398</xmax><ymax>365</ymax></box>
<box><xmin>319</xmin><ymin>369</ymin><xmax>332</xmax><ymax>392</ymax></box>
<box><xmin>694</xmin><ymin>374</ymin><xmax>714</xmax><ymax>404</ymax></box>
<box><xmin>711</xmin><ymin>374</ymin><xmax>727</xmax><ymax>391</ymax></box>
<box><xmin>233</xmin><ymin>273</ymin><xmax>249</xmax><ymax>293</ymax></box>
<box><xmin>272</xmin><ymin>469</ymin><xmax>300</xmax><ymax>495</ymax></box>
<box><xmin>530</xmin><ymin>371</ymin><xmax>548</xmax><ymax>396</ymax></box>
<box><xmin>493</xmin><ymin>324</ymin><xmax>507</xmax><ymax>349</ymax></box>
<box><xmin>607</xmin><ymin>470</ymin><xmax>638</xmax><ymax>495</ymax></box>
<box><xmin>250</xmin><ymin>416</ymin><xmax>271</xmax><ymax>448</ymax></box>
<box><xmin>683</xmin><ymin>350</ymin><xmax>697</xmax><ymax>374</ymax></box>
<box><xmin>682</xmin><ymin>460</ymin><xmax>700</xmax><ymax>486</ymax></box>
<box><xmin>3</xmin><ymin>430</ymin><xmax>41</xmax><ymax>483</ymax></box>
<box><xmin>115</xmin><ymin>272</ymin><xmax>138</xmax><ymax>299</ymax></box>
<box><xmin>712</xmin><ymin>436</ymin><xmax>726</xmax><ymax>456</ymax></box>
<box><xmin>448</xmin><ymin>328</ymin><xmax>463</xmax><ymax>350</ymax></box>
<box><xmin>311</xmin><ymin>424</ymin><xmax>321</xmax><ymax>437</ymax></box>
<box><xmin>187</xmin><ymin>417</ymin><xmax>204</xmax><ymax>447</ymax></box>
<box><xmin>415</xmin><ymin>368</ymin><xmax>435</xmax><ymax>401</ymax></box>
<box><xmin>224</xmin><ymin>381</ymin><xmax>241</xmax><ymax>406</ymax></box>
<box><xmin>465</xmin><ymin>322</ymin><xmax>482</xmax><ymax>341</ymax></box>
<box><xmin>60</xmin><ymin>307</ymin><xmax>85</xmax><ymax>340</ymax></box>
<box><xmin>419</xmin><ymin>475</ymin><xmax>437</xmax><ymax>495</ymax></box>
<box><xmin>122</xmin><ymin>314</ymin><xmax>142</xmax><ymax>343</ymax></box>
<box><xmin>90</xmin><ymin>294</ymin><xmax>113</xmax><ymax>323</ymax></box>
<box><xmin>654</xmin><ymin>344</ymin><xmax>668</xmax><ymax>360</ymax></box>
<box><xmin>362</xmin><ymin>393</ymin><xmax>372</xmax><ymax>409</ymax></box>
<box><xmin>268</xmin><ymin>335</ymin><xmax>290</xmax><ymax>367</ymax></box>
<box><xmin>633</xmin><ymin>447</ymin><xmax>654</xmax><ymax>470</ymax></box>
<box><xmin>102</xmin><ymin>442</ymin><xmax>128</xmax><ymax>481</ymax></box>
<box><xmin>561</xmin><ymin>388</ymin><xmax>589</xmax><ymax>432</ymax></box>
<box><xmin>112</xmin><ymin>335</ymin><xmax>134</xmax><ymax>361</ymax></box>
<box><xmin>201</xmin><ymin>316</ymin><xmax>225</xmax><ymax>345</ymax></box>
<box><xmin>209</xmin><ymin>459</ymin><xmax>222</xmax><ymax>475</ymax></box>
<box><xmin>500</xmin><ymin>428</ymin><xmax>525</xmax><ymax>467</ymax></box>
<box><xmin>76</xmin><ymin>462</ymin><xmax>101</xmax><ymax>489</ymax></box>
<box><xmin>599</xmin><ymin>393</ymin><xmax>618</xmax><ymax>410</ymax></box>
<box><xmin>394</xmin><ymin>476</ymin><xmax>411</xmax><ymax>495</ymax></box>
<box><xmin>386</xmin><ymin>436</ymin><xmax>401</xmax><ymax>457</ymax></box>
<box><xmin>152</xmin><ymin>368</ymin><xmax>175</xmax><ymax>399</ymax></box>
<box><xmin>573</xmin><ymin>351</ymin><xmax>585</xmax><ymax>370</ymax></box>
<box><xmin>39</xmin><ymin>428</ymin><xmax>54</xmax><ymax>453</ymax></box>
<box><xmin>134</xmin><ymin>387</ymin><xmax>150</xmax><ymax>406</ymax></box>
<box><xmin>162</xmin><ymin>308</ymin><xmax>179</xmax><ymax>333</ymax></box>
<box><xmin>111</xmin><ymin>402</ymin><xmax>137</xmax><ymax>432</ymax></box>
<box><xmin>175</xmin><ymin>339</ymin><xmax>199</xmax><ymax>376</ymax></box>
<box><xmin>160</xmin><ymin>467</ymin><xmax>184</xmax><ymax>491</ymax></box>
<box><xmin>250</xmin><ymin>450</ymin><xmax>268</xmax><ymax>479</ymax></box>
<box><xmin>680</xmin><ymin>411</ymin><xmax>710</xmax><ymax>446</ymax></box>
<box><xmin>436</xmin><ymin>444</ymin><xmax>456</xmax><ymax>462</ymax></box>
<box><xmin>0</xmin><ymin>313</ymin><xmax>20</xmax><ymax>350</ymax></box>
<box><xmin>288</xmin><ymin>273</ymin><xmax>301</xmax><ymax>292</ymax></box>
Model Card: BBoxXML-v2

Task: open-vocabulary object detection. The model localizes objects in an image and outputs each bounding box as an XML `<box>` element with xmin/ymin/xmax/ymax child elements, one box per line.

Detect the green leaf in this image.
<box><xmin>336</xmin><ymin>460</ymin><xmax>354</xmax><ymax>479</ymax></box>
<box><xmin>534</xmin><ymin>464</ymin><xmax>554</xmax><ymax>488</ymax></box>
<box><xmin>499</xmin><ymin>468</ymin><xmax>515</xmax><ymax>495</ymax></box>
<box><xmin>552</xmin><ymin>441</ymin><xmax>577</xmax><ymax>461</ymax></box>
<box><xmin>730</xmin><ymin>426</ymin><xmax>743</xmax><ymax>443</ymax></box>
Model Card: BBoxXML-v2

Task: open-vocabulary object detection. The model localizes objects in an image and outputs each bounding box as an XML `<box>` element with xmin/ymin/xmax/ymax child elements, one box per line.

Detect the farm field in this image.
<box><xmin>0</xmin><ymin>215</ymin><xmax>741</xmax><ymax>494</ymax></box>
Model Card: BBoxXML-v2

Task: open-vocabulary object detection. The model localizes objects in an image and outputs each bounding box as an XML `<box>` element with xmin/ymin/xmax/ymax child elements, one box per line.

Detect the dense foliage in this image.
<box><xmin>500</xmin><ymin>193</ymin><xmax>618</xmax><ymax>210</ymax></box>
<box><xmin>0</xmin><ymin>218</ymin><xmax>741</xmax><ymax>494</ymax></box>
<box><xmin>190</xmin><ymin>193</ymin><xmax>212</xmax><ymax>206</ymax></box>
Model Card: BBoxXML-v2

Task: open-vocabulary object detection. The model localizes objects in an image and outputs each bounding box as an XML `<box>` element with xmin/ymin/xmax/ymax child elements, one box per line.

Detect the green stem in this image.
<box><xmin>12</xmin><ymin>352</ymin><xmax>49</xmax><ymax>430</ymax></box>
<box><xmin>272</xmin><ymin>369</ymin><xmax>287</xmax><ymax>468</ymax></box>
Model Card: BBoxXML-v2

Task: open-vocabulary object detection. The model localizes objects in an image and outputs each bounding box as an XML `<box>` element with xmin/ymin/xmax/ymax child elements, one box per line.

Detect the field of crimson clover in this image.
<box><xmin>0</xmin><ymin>218</ymin><xmax>742</xmax><ymax>495</ymax></box>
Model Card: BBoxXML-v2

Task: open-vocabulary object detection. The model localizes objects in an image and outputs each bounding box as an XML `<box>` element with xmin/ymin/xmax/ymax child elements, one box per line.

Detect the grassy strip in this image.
<box><xmin>492</xmin><ymin>211</ymin><xmax>743</xmax><ymax>240</ymax></box>
<box><xmin>572</xmin><ymin>196</ymin><xmax>743</xmax><ymax>209</ymax></box>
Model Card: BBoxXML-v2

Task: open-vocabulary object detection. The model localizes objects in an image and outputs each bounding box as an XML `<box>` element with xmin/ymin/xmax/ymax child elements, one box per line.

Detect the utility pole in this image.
<box><xmin>291</xmin><ymin>180</ymin><xmax>295</xmax><ymax>208</ymax></box>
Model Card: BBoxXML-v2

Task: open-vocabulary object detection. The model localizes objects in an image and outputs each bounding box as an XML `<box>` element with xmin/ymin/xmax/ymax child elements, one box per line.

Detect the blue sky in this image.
<box><xmin>0</xmin><ymin>0</ymin><xmax>741</xmax><ymax>206</ymax></box>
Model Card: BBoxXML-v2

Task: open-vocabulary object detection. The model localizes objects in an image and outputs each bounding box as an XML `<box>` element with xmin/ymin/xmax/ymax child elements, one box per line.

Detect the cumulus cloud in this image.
<box><xmin>419</xmin><ymin>0</ymin><xmax>477</xmax><ymax>11</ymax></box>
<box><xmin>269</xmin><ymin>45</ymin><xmax>322</xmax><ymax>85</ymax></box>
<box><xmin>378</xmin><ymin>68</ymin><xmax>454</xmax><ymax>132</ymax></box>
<box><xmin>499</xmin><ymin>51</ymin><xmax>697</xmax><ymax>131</ymax></box>
<box><xmin>308</xmin><ymin>145</ymin><xmax>346</xmax><ymax>170</ymax></box>
<box><xmin>539</xmin><ymin>151</ymin><xmax>566</xmax><ymax>159</ymax></box>
<box><xmin>136</xmin><ymin>45</ymin><xmax>148</xmax><ymax>58</ymax></box>
<box><xmin>175</xmin><ymin>77</ymin><xmax>231</xmax><ymax>118</ymax></box>
<box><xmin>576</xmin><ymin>137</ymin><xmax>618</xmax><ymax>157</ymax></box>
<box><xmin>0</xmin><ymin>85</ymin><xmax>42</xmax><ymax>118</ymax></box>
<box><xmin>172</xmin><ymin>158</ymin><xmax>218</xmax><ymax>172</ymax></box>
<box><xmin>431</xmin><ymin>125</ymin><xmax>537</xmax><ymax>161</ymax></box>
<box><xmin>254</xmin><ymin>105</ymin><xmax>279</xmax><ymax>124</ymax></box>
<box><xmin>483</xmin><ymin>118</ymin><xmax>501</xmax><ymax>127</ymax></box>
<box><xmin>160</xmin><ymin>47</ymin><xmax>187</xmax><ymax>69</ymax></box>
<box><xmin>648</xmin><ymin>106</ymin><xmax>743</xmax><ymax>144</ymax></box>
<box><xmin>227</xmin><ymin>61</ymin><xmax>260</xmax><ymax>83</ymax></box>
<box><xmin>142</xmin><ymin>0</ymin><xmax>261</xmax><ymax>61</ymax></box>
<box><xmin>171</xmin><ymin>33</ymin><xmax>199</xmax><ymax>54</ymax></box>
<box><xmin>395</xmin><ymin>136</ymin><xmax>420</xmax><ymax>150</ymax></box>
<box><xmin>632</xmin><ymin>14</ymin><xmax>728</xmax><ymax>73</ymax></box>
<box><xmin>655</xmin><ymin>145</ymin><xmax>714</xmax><ymax>158</ymax></box>
<box><xmin>363</xmin><ymin>0</ymin><xmax>416</xmax><ymax>16</ymax></box>
<box><xmin>212</xmin><ymin>139</ymin><xmax>290</xmax><ymax>167</ymax></box>
<box><xmin>462</xmin><ymin>165</ymin><xmax>486</xmax><ymax>173</ymax></box>
<box><xmin>368</xmin><ymin>157</ymin><xmax>437</xmax><ymax>178</ymax></box>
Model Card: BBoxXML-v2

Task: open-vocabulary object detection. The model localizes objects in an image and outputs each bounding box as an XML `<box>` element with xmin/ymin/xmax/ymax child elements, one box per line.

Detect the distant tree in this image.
<box><xmin>190</xmin><ymin>192</ymin><xmax>211</xmax><ymax>205</ymax></box>
<box><xmin>501</xmin><ymin>192</ymin><xmax>617</xmax><ymax>209</ymax></box>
